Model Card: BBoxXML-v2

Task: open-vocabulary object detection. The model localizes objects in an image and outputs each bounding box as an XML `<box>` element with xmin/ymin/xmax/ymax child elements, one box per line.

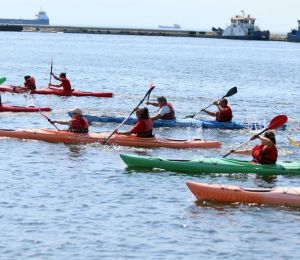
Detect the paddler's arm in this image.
<box><xmin>48</xmin><ymin>83</ymin><xmax>61</xmax><ymax>88</ymax></box>
<box><xmin>150</xmin><ymin>113</ymin><xmax>162</xmax><ymax>121</ymax></box>
<box><xmin>256</xmin><ymin>135</ymin><xmax>274</xmax><ymax>149</ymax></box>
<box><xmin>146</xmin><ymin>101</ymin><xmax>159</xmax><ymax>107</ymax></box>
<box><xmin>230</xmin><ymin>149</ymin><xmax>252</xmax><ymax>156</ymax></box>
<box><xmin>115</xmin><ymin>130</ymin><xmax>131</xmax><ymax>136</ymax></box>
<box><xmin>51</xmin><ymin>73</ymin><xmax>62</xmax><ymax>81</ymax></box>
<box><xmin>50</xmin><ymin>120</ymin><xmax>70</xmax><ymax>125</ymax></box>
<box><xmin>201</xmin><ymin>108</ymin><xmax>215</xmax><ymax>117</ymax></box>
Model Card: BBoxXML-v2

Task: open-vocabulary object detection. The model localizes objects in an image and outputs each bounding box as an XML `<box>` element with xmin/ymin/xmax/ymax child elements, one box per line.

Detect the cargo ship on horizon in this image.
<box><xmin>0</xmin><ymin>11</ymin><xmax>49</xmax><ymax>26</ymax></box>
<box><xmin>158</xmin><ymin>24</ymin><xmax>181</xmax><ymax>29</ymax></box>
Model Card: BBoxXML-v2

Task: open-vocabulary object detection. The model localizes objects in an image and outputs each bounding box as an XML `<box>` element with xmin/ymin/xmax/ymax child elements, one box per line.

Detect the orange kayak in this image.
<box><xmin>0</xmin><ymin>129</ymin><xmax>221</xmax><ymax>149</ymax></box>
<box><xmin>186</xmin><ymin>181</ymin><xmax>300</xmax><ymax>207</ymax></box>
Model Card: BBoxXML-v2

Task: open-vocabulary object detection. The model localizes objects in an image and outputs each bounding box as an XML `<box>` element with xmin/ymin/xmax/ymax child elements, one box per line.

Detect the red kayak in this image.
<box><xmin>0</xmin><ymin>85</ymin><xmax>113</xmax><ymax>98</ymax></box>
<box><xmin>0</xmin><ymin>104</ymin><xmax>51</xmax><ymax>112</ymax></box>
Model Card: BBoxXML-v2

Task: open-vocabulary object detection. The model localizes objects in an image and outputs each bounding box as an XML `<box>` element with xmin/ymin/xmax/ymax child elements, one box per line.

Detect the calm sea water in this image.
<box><xmin>0</xmin><ymin>31</ymin><xmax>300</xmax><ymax>259</ymax></box>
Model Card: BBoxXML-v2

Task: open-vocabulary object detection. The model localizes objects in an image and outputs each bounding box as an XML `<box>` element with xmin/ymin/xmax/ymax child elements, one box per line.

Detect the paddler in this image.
<box><xmin>49</xmin><ymin>72</ymin><xmax>72</xmax><ymax>91</ymax></box>
<box><xmin>201</xmin><ymin>98</ymin><xmax>232</xmax><ymax>122</ymax></box>
<box><xmin>146</xmin><ymin>96</ymin><xmax>175</xmax><ymax>120</ymax></box>
<box><xmin>117</xmin><ymin>107</ymin><xmax>153</xmax><ymax>137</ymax></box>
<box><xmin>50</xmin><ymin>107</ymin><xmax>89</xmax><ymax>133</ymax></box>
<box><xmin>12</xmin><ymin>75</ymin><xmax>36</xmax><ymax>93</ymax></box>
<box><xmin>231</xmin><ymin>131</ymin><xmax>278</xmax><ymax>164</ymax></box>
<box><xmin>23</xmin><ymin>75</ymin><xmax>36</xmax><ymax>91</ymax></box>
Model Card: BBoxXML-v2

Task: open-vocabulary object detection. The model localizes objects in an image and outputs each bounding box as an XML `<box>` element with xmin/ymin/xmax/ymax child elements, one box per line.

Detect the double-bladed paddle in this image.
<box><xmin>41</xmin><ymin>110</ymin><xmax>60</xmax><ymax>131</ymax></box>
<box><xmin>146</xmin><ymin>82</ymin><xmax>154</xmax><ymax>104</ymax></box>
<box><xmin>49</xmin><ymin>58</ymin><xmax>53</xmax><ymax>87</ymax></box>
<box><xmin>223</xmin><ymin>114</ymin><xmax>288</xmax><ymax>158</ymax></box>
<box><xmin>287</xmin><ymin>136</ymin><xmax>300</xmax><ymax>148</ymax></box>
<box><xmin>185</xmin><ymin>86</ymin><xmax>237</xmax><ymax>118</ymax></box>
<box><xmin>0</xmin><ymin>77</ymin><xmax>6</xmax><ymax>85</ymax></box>
<box><xmin>102</xmin><ymin>84</ymin><xmax>155</xmax><ymax>144</ymax></box>
<box><xmin>0</xmin><ymin>77</ymin><xmax>6</xmax><ymax>105</ymax></box>
<box><xmin>27</xmin><ymin>90</ymin><xmax>60</xmax><ymax>131</ymax></box>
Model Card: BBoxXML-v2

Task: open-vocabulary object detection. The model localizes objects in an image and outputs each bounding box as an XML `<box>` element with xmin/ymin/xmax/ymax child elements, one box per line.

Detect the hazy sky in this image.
<box><xmin>1</xmin><ymin>0</ymin><xmax>299</xmax><ymax>32</ymax></box>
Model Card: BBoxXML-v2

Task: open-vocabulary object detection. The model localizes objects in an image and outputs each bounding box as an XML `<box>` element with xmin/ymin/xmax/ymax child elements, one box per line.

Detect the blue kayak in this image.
<box><xmin>68</xmin><ymin>113</ymin><xmax>285</xmax><ymax>130</ymax></box>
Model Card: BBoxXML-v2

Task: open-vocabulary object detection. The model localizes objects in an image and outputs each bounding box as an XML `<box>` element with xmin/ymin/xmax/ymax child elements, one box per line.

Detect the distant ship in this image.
<box><xmin>0</xmin><ymin>11</ymin><xmax>49</xmax><ymax>25</ymax></box>
<box><xmin>287</xmin><ymin>20</ymin><xmax>300</xmax><ymax>42</ymax></box>
<box><xmin>212</xmin><ymin>11</ymin><xmax>270</xmax><ymax>40</ymax></box>
<box><xmin>158</xmin><ymin>24</ymin><xmax>181</xmax><ymax>29</ymax></box>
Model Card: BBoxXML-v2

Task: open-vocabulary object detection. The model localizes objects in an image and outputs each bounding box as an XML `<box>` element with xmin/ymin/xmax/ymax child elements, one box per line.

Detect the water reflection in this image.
<box><xmin>65</xmin><ymin>144</ymin><xmax>87</xmax><ymax>157</ymax></box>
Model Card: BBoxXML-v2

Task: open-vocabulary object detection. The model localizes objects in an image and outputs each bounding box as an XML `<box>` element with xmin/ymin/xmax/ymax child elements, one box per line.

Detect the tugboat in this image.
<box><xmin>287</xmin><ymin>20</ymin><xmax>300</xmax><ymax>42</ymax></box>
<box><xmin>212</xmin><ymin>11</ymin><xmax>270</xmax><ymax>40</ymax></box>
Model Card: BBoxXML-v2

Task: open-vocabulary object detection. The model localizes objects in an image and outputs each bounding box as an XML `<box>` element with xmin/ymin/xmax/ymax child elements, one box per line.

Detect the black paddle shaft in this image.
<box><xmin>202</xmin><ymin>86</ymin><xmax>237</xmax><ymax>111</ymax></box>
<box><xmin>187</xmin><ymin>86</ymin><xmax>237</xmax><ymax>118</ymax></box>
<box><xmin>102</xmin><ymin>86</ymin><xmax>155</xmax><ymax>144</ymax></box>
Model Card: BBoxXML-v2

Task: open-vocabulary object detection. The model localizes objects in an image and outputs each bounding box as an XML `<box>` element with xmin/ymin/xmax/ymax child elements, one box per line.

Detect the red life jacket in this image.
<box><xmin>25</xmin><ymin>77</ymin><xmax>36</xmax><ymax>90</ymax></box>
<box><xmin>130</xmin><ymin>118</ymin><xmax>153</xmax><ymax>137</ymax></box>
<box><xmin>161</xmin><ymin>102</ymin><xmax>175</xmax><ymax>120</ymax></box>
<box><xmin>69</xmin><ymin>117</ymin><xmax>89</xmax><ymax>133</ymax></box>
<box><xmin>252</xmin><ymin>144</ymin><xmax>278</xmax><ymax>164</ymax></box>
<box><xmin>61</xmin><ymin>78</ymin><xmax>72</xmax><ymax>91</ymax></box>
<box><xmin>216</xmin><ymin>106</ymin><xmax>232</xmax><ymax>122</ymax></box>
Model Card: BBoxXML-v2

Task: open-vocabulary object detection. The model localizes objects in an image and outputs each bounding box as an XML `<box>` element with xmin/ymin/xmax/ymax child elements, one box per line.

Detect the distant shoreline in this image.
<box><xmin>1</xmin><ymin>24</ymin><xmax>287</xmax><ymax>41</ymax></box>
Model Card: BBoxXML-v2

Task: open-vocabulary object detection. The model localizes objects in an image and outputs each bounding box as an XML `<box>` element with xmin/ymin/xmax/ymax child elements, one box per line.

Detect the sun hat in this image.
<box><xmin>70</xmin><ymin>107</ymin><xmax>82</xmax><ymax>115</ymax></box>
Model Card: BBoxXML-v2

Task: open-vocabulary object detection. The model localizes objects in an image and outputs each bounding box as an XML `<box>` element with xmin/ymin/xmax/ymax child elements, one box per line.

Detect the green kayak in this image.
<box><xmin>120</xmin><ymin>154</ymin><xmax>300</xmax><ymax>175</ymax></box>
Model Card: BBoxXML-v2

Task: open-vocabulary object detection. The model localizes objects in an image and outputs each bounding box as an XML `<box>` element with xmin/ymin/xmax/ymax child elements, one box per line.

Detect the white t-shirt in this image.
<box><xmin>158</xmin><ymin>105</ymin><xmax>171</xmax><ymax>116</ymax></box>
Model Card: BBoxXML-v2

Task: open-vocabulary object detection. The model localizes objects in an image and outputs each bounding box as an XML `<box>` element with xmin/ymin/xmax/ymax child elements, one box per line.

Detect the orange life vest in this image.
<box><xmin>216</xmin><ymin>106</ymin><xmax>232</xmax><ymax>122</ymax></box>
<box><xmin>130</xmin><ymin>118</ymin><xmax>153</xmax><ymax>137</ymax></box>
<box><xmin>69</xmin><ymin>117</ymin><xmax>89</xmax><ymax>133</ymax></box>
<box><xmin>61</xmin><ymin>78</ymin><xmax>72</xmax><ymax>91</ymax></box>
<box><xmin>252</xmin><ymin>144</ymin><xmax>278</xmax><ymax>164</ymax></box>
<box><xmin>25</xmin><ymin>77</ymin><xmax>36</xmax><ymax>90</ymax></box>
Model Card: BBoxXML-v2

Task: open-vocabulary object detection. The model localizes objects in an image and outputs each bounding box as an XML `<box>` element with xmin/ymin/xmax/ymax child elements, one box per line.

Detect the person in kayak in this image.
<box><xmin>23</xmin><ymin>75</ymin><xmax>36</xmax><ymax>90</ymax></box>
<box><xmin>201</xmin><ymin>98</ymin><xmax>232</xmax><ymax>122</ymax></box>
<box><xmin>50</xmin><ymin>107</ymin><xmax>89</xmax><ymax>133</ymax></box>
<box><xmin>49</xmin><ymin>72</ymin><xmax>72</xmax><ymax>91</ymax></box>
<box><xmin>146</xmin><ymin>96</ymin><xmax>175</xmax><ymax>120</ymax></box>
<box><xmin>117</xmin><ymin>107</ymin><xmax>153</xmax><ymax>137</ymax></box>
<box><xmin>231</xmin><ymin>131</ymin><xmax>278</xmax><ymax>164</ymax></box>
<box><xmin>12</xmin><ymin>75</ymin><xmax>36</xmax><ymax>93</ymax></box>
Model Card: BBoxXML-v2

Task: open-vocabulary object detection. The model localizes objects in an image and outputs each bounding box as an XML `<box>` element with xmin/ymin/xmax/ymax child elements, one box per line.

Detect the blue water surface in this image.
<box><xmin>0</xmin><ymin>31</ymin><xmax>300</xmax><ymax>259</ymax></box>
